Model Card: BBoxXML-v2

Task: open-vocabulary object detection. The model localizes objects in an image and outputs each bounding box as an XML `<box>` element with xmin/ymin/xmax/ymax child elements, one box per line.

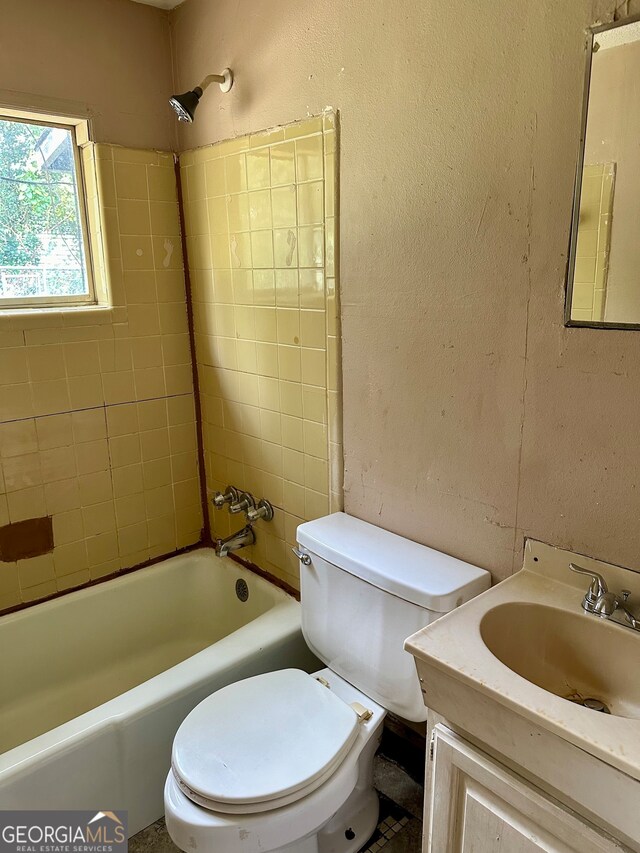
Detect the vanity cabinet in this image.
<box><xmin>428</xmin><ymin>725</ymin><xmax>625</xmax><ymax>853</ymax></box>
<box><xmin>406</xmin><ymin>541</ymin><xmax>640</xmax><ymax>852</ymax></box>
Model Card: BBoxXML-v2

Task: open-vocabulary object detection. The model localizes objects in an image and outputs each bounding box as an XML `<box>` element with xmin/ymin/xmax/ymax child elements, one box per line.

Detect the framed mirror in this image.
<box><xmin>566</xmin><ymin>17</ymin><xmax>640</xmax><ymax>329</ymax></box>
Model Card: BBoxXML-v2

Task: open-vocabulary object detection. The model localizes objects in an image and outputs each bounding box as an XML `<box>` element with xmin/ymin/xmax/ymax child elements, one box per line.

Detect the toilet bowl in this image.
<box><xmin>165</xmin><ymin>668</ymin><xmax>385</xmax><ymax>853</ymax></box>
<box><xmin>165</xmin><ymin>512</ymin><xmax>490</xmax><ymax>853</ymax></box>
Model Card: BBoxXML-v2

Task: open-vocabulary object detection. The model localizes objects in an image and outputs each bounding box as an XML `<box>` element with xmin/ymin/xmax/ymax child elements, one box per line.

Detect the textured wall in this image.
<box><xmin>170</xmin><ymin>0</ymin><xmax>640</xmax><ymax>581</ymax></box>
<box><xmin>0</xmin><ymin>145</ymin><xmax>202</xmax><ymax>611</ymax></box>
<box><xmin>181</xmin><ymin>117</ymin><xmax>341</xmax><ymax>590</ymax></box>
<box><xmin>0</xmin><ymin>0</ymin><xmax>175</xmax><ymax>150</ymax></box>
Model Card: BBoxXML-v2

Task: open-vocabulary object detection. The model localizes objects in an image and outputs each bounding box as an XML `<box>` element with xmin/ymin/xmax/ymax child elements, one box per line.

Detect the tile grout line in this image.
<box><xmin>0</xmin><ymin>391</ymin><xmax>195</xmax><ymax>427</ymax></box>
<box><xmin>174</xmin><ymin>156</ymin><xmax>211</xmax><ymax>544</ymax></box>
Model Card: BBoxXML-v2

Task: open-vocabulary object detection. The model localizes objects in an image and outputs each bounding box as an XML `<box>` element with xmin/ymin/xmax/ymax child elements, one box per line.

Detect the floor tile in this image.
<box><xmin>376</xmin><ymin>818</ymin><xmax>423</xmax><ymax>853</ymax></box>
<box><xmin>359</xmin><ymin>792</ymin><xmax>416</xmax><ymax>853</ymax></box>
<box><xmin>129</xmin><ymin>818</ymin><xmax>179</xmax><ymax>853</ymax></box>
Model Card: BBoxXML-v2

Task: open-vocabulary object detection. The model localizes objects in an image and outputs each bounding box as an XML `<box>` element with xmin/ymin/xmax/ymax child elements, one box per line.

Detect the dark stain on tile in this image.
<box><xmin>0</xmin><ymin>516</ymin><xmax>53</xmax><ymax>562</ymax></box>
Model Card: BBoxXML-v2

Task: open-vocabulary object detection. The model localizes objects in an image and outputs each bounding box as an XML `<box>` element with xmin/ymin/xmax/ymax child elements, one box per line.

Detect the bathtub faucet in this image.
<box><xmin>215</xmin><ymin>525</ymin><xmax>256</xmax><ymax>558</ymax></box>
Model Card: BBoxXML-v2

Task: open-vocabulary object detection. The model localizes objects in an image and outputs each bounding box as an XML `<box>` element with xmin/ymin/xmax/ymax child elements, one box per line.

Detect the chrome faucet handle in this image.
<box><xmin>212</xmin><ymin>485</ymin><xmax>239</xmax><ymax>509</ymax></box>
<box><xmin>247</xmin><ymin>498</ymin><xmax>274</xmax><ymax>523</ymax></box>
<box><xmin>229</xmin><ymin>491</ymin><xmax>255</xmax><ymax>515</ymax></box>
<box><xmin>570</xmin><ymin>568</ymin><xmax>640</xmax><ymax>633</ymax></box>
<box><xmin>569</xmin><ymin>563</ymin><xmax>608</xmax><ymax>612</ymax></box>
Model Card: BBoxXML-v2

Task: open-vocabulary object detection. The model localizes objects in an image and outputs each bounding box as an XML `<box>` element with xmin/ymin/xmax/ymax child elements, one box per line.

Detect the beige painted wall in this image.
<box><xmin>585</xmin><ymin>39</ymin><xmax>640</xmax><ymax>323</ymax></box>
<box><xmin>0</xmin><ymin>0</ymin><xmax>175</xmax><ymax>150</ymax></box>
<box><xmin>171</xmin><ymin>0</ymin><xmax>640</xmax><ymax>582</ymax></box>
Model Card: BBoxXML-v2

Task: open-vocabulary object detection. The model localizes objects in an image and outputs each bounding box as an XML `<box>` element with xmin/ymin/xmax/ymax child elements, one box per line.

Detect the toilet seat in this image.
<box><xmin>165</xmin><ymin>669</ymin><xmax>387</xmax><ymax>853</ymax></box>
<box><xmin>172</xmin><ymin>669</ymin><xmax>361</xmax><ymax>814</ymax></box>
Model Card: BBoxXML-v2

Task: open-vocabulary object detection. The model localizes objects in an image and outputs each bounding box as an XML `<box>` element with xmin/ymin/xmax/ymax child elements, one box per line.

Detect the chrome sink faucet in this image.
<box><xmin>569</xmin><ymin>563</ymin><xmax>640</xmax><ymax>631</ymax></box>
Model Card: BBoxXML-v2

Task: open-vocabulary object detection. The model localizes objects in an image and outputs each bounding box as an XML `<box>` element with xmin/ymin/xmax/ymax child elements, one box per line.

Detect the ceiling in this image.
<box><xmin>130</xmin><ymin>0</ymin><xmax>182</xmax><ymax>10</ymax></box>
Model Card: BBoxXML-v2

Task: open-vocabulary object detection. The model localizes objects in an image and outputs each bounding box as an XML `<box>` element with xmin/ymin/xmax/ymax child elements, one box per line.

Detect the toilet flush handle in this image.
<box><xmin>291</xmin><ymin>546</ymin><xmax>311</xmax><ymax>566</ymax></box>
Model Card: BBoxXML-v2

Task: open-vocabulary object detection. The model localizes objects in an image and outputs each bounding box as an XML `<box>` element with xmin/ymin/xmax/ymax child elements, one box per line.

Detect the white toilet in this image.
<box><xmin>165</xmin><ymin>512</ymin><xmax>490</xmax><ymax>853</ymax></box>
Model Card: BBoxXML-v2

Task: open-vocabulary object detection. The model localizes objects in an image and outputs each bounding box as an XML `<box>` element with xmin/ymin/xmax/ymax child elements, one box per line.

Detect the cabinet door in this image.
<box><xmin>428</xmin><ymin>725</ymin><xmax>627</xmax><ymax>853</ymax></box>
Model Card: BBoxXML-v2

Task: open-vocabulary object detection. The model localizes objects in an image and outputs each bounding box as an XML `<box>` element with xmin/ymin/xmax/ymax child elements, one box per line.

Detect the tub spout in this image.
<box><xmin>215</xmin><ymin>525</ymin><xmax>256</xmax><ymax>558</ymax></box>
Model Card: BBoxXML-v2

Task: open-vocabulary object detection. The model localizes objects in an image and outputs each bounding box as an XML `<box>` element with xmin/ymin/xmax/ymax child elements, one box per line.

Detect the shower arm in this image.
<box><xmin>197</xmin><ymin>69</ymin><xmax>234</xmax><ymax>94</ymax></box>
<box><xmin>199</xmin><ymin>74</ymin><xmax>225</xmax><ymax>90</ymax></box>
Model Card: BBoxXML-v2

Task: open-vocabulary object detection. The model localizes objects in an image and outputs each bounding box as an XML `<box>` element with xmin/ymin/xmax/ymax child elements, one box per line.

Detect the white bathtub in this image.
<box><xmin>0</xmin><ymin>548</ymin><xmax>318</xmax><ymax>835</ymax></box>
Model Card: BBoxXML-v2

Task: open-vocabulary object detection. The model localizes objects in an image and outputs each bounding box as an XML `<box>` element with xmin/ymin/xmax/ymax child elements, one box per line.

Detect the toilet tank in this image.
<box><xmin>296</xmin><ymin>513</ymin><xmax>490</xmax><ymax>722</ymax></box>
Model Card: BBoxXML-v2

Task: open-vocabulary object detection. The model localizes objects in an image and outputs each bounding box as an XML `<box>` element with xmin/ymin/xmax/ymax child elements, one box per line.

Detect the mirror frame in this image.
<box><xmin>564</xmin><ymin>14</ymin><xmax>640</xmax><ymax>330</ymax></box>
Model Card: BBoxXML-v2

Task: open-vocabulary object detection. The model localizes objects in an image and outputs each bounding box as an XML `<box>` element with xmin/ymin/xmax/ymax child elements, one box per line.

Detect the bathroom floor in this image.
<box><xmin>129</xmin><ymin>753</ymin><xmax>424</xmax><ymax>853</ymax></box>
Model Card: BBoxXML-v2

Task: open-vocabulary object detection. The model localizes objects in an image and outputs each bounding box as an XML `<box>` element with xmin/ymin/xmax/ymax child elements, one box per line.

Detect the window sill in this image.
<box><xmin>0</xmin><ymin>303</ymin><xmax>124</xmax><ymax>331</ymax></box>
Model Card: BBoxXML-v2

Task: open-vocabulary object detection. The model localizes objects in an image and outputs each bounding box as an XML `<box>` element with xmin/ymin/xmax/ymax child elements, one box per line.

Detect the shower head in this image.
<box><xmin>169</xmin><ymin>89</ymin><xmax>202</xmax><ymax>123</ymax></box>
<box><xmin>169</xmin><ymin>68</ymin><xmax>233</xmax><ymax>123</ymax></box>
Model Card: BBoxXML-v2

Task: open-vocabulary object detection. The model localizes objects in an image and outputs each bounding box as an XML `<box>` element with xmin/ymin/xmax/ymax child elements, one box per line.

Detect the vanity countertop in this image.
<box><xmin>405</xmin><ymin>539</ymin><xmax>640</xmax><ymax>783</ymax></box>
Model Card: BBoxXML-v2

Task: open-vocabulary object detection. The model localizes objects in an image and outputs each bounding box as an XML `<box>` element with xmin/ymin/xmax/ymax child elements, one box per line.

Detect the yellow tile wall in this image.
<box><xmin>571</xmin><ymin>163</ymin><xmax>615</xmax><ymax>323</ymax></box>
<box><xmin>0</xmin><ymin>144</ymin><xmax>202</xmax><ymax>611</ymax></box>
<box><xmin>181</xmin><ymin>115</ymin><xmax>341</xmax><ymax>590</ymax></box>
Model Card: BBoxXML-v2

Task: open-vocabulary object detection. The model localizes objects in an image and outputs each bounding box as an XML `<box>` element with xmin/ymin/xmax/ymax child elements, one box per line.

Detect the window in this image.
<box><xmin>0</xmin><ymin>109</ymin><xmax>94</xmax><ymax>309</ymax></box>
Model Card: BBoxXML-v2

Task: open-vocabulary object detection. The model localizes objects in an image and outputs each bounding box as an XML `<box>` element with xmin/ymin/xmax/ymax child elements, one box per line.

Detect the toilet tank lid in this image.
<box><xmin>297</xmin><ymin>513</ymin><xmax>491</xmax><ymax>611</ymax></box>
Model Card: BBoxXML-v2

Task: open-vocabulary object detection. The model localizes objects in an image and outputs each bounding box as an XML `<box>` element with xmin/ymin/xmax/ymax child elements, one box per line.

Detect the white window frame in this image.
<box><xmin>0</xmin><ymin>107</ymin><xmax>95</xmax><ymax>310</ymax></box>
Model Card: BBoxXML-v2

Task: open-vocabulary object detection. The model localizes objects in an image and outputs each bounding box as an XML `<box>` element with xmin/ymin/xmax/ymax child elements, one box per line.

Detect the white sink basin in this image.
<box><xmin>480</xmin><ymin>601</ymin><xmax>640</xmax><ymax>719</ymax></box>
<box><xmin>405</xmin><ymin>539</ymin><xmax>640</xmax><ymax>783</ymax></box>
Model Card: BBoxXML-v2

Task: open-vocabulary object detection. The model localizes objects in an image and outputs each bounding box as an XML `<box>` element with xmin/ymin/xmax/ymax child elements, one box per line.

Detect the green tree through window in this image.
<box><xmin>0</xmin><ymin>116</ymin><xmax>90</xmax><ymax>304</ymax></box>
